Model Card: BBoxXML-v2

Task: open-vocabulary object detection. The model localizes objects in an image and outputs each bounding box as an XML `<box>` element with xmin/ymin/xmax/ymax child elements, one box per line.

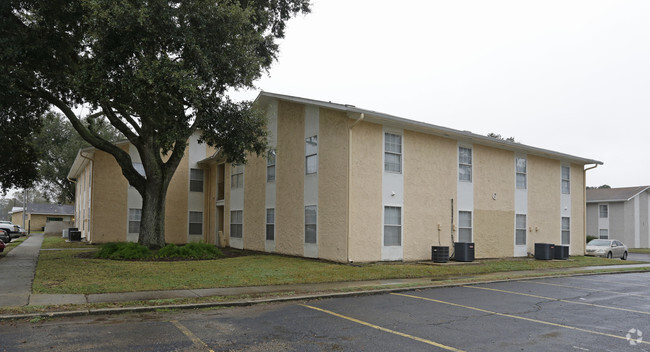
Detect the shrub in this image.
<box><xmin>157</xmin><ymin>242</ymin><xmax>223</xmax><ymax>259</ymax></box>
<box><xmin>586</xmin><ymin>235</ymin><xmax>597</xmax><ymax>244</ymax></box>
<box><xmin>95</xmin><ymin>242</ymin><xmax>153</xmax><ymax>260</ymax></box>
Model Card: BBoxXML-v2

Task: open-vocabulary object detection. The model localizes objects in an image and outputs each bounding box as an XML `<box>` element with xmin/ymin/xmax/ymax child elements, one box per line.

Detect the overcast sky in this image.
<box><xmin>231</xmin><ymin>0</ymin><xmax>650</xmax><ymax>188</ymax></box>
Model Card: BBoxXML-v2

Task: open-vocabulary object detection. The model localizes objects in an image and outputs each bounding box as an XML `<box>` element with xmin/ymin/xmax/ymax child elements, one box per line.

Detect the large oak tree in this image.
<box><xmin>1</xmin><ymin>0</ymin><xmax>310</xmax><ymax>248</ymax></box>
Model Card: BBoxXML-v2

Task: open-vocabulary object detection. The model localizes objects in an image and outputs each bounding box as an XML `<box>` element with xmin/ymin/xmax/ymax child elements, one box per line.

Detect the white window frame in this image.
<box><xmin>384</xmin><ymin>132</ymin><xmax>402</xmax><ymax>173</ymax></box>
<box><xmin>128</xmin><ymin>208</ymin><xmax>141</xmax><ymax>234</ymax></box>
<box><xmin>267</xmin><ymin>150</ymin><xmax>276</xmax><ymax>182</ymax></box>
<box><xmin>561</xmin><ymin>217</ymin><xmax>570</xmax><ymax>245</ymax></box>
<box><xmin>231</xmin><ymin>164</ymin><xmax>244</xmax><ymax>189</ymax></box>
<box><xmin>458</xmin><ymin>210</ymin><xmax>473</xmax><ymax>242</ymax></box>
<box><xmin>599</xmin><ymin>228</ymin><xmax>609</xmax><ymax>239</ymax></box>
<box><xmin>459</xmin><ymin>147</ymin><xmax>472</xmax><ymax>182</ymax></box>
<box><xmin>561</xmin><ymin>166</ymin><xmax>570</xmax><ymax>194</ymax></box>
<box><xmin>189</xmin><ymin>211</ymin><xmax>203</xmax><ymax>235</ymax></box>
<box><xmin>515</xmin><ymin>214</ymin><xmax>526</xmax><ymax>245</ymax></box>
<box><xmin>599</xmin><ymin>204</ymin><xmax>609</xmax><ymax>218</ymax></box>
<box><xmin>266</xmin><ymin>208</ymin><xmax>275</xmax><ymax>241</ymax></box>
<box><xmin>305</xmin><ymin>135</ymin><xmax>318</xmax><ymax>175</ymax></box>
<box><xmin>230</xmin><ymin>210</ymin><xmax>243</xmax><ymax>238</ymax></box>
<box><xmin>189</xmin><ymin>168</ymin><xmax>204</xmax><ymax>192</ymax></box>
<box><xmin>304</xmin><ymin>205</ymin><xmax>317</xmax><ymax>244</ymax></box>
<box><xmin>383</xmin><ymin>206</ymin><xmax>402</xmax><ymax>246</ymax></box>
<box><xmin>515</xmin><ymin>157</ymin><xmax>527</xmax><ymax>189</ymax></box>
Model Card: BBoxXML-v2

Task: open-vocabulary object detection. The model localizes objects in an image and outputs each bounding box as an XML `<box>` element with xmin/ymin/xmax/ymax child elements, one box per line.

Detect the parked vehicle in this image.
<box><xmin>0</xmin><ymin>239</ymin><xmax>5</xmax><ymax>252</ymax></box>
<box><xmin>0</xmin><ymin>229</ymin><xmax>10</xmax><ymax>244</ymax></box>
<box><xmin>586</xmin><ymin>239</ymin><xmax>628</xmax><ymax>260</ymax></box>
<box><xmin>0</xmin><ymin>221</ymin><xmax>24</xmax><ymax>238</ymax></box>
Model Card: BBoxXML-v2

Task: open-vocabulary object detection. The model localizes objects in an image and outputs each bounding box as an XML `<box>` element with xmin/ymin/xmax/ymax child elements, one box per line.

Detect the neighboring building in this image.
<box><xmin>68</xmin><ymin>92</ymin><xmax>602</xmax><ymax>262</ymax></box>
<box><xmin>9</xmin><ymin>204</ymin><xmax>75</xmax><ymax>232</ymax></box>
<box><xmin>586</xmin><ymin>186</ymin><xmax>650</xmax><ymax>248</ymax></box>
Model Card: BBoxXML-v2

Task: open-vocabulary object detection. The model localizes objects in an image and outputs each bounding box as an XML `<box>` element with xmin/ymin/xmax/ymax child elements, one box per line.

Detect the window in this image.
<box><xmin>267</xmin><ymin>150</ymin><xmax>276</xmax><ymax>182</ymax></box>
<box><xmin>599</xmin><ymin>204</ymin><xmax>608</xmax><ymax>218</ymax></box>
<box><xmin>599</xmin><ymin>228</ymin><xmax>608</xmax><ymax>239</ymax></box>
<box><xmin>561</xmin><ymin>217</ymin><xmax>570</xmax><ymax>245</ymax></box>
<box><xmin>384</xmin><ymin>133</ymin><xmax>402</xmax><ymax>173</ymax></box>
<box><xmin>231</xmin><ymin>164</ymin><xmax>244</xmax><ymax>189</ymax></box>
<box><xmin>516</xmin><ymin>157</ymin><xmax>527</xmax><ymax>189</ymax></box>
<box><xmin>230</xmin><ymin>210</ymin><xmax>243</xmax><ymax>238</ymax></box>
<box><xmin>561</xmin><ymin>166</ymin><xmax>570</xmax><ymax>194</ymax></box>
<box><xmin>128</xmin><ymin>208</ymin><xmax>141</xmax><ymax>233</ymax></box>
<box><xmin>189</xmin><ymin>211</ymin><xmax>203</xmax><ymax>235</ymax></box>
<box><xmin>458</xmin><ymin>211</ymin><xmax>472</xmax><ymax>242</ymax></box>
<box><xmin>46</xmin><ymin>217</ymin><xmax>64</xmax><ymax>222</ymax></box>
<box><xmin>266</xmin><ymin>208</ymin><xmax>275</xmax><ymax>241</ymax></box>
<box><xmin>384</xmin><ymin>206</ymin><xmax>402</xmax><ymax>246</ymax></box>
<box><xmin>305</xmin><ymin>136</ymin><xmax>318</xmax><ymax>174</ymax></box>
<box><xmin>305</xmin><ymin>206</ymin><xmax>317</xmax><ymax>243</ymax></box>
<box><xmin>190</xmin><ymin>168</ymin><xmax>204</xmax><ymax>192</ymax></box>
<box><xmin>459</xmin><ymin>147</ymin><xmax>472</xmax><ymax>182</ymax></box>
<box><xmin>515</xmin><ymin>214</ymin><xmax>526</xmax><ymax>245</ymax></box>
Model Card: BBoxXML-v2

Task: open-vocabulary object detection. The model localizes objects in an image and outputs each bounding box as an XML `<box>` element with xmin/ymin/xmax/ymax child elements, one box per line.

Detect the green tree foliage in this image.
<box><xmin>37</xmin><ymin>112</ymin><xmax>121</xmax><ymax>204</ymax></box>
<box><xmin>1</xmin><ymin>0</ymin><xmax>310</xmax><ymax>248</ymax></box>
<box><xmin>487</xmin><ymin>132</ymin><xmax>516</xmax><ymax>142</ymax></box>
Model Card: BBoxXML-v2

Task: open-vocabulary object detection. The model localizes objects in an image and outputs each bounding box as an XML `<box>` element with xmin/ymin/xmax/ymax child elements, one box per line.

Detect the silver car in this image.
<box><xmin>586</xmin><ymin>239</ymin><xmax>628</xmax><ymax>260</ymax></box>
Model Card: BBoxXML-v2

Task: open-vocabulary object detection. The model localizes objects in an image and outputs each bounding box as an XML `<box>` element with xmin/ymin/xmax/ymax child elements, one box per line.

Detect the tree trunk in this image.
<box><xmin>137</xmin><ymin>175</ymin><xmax>170</xmax><ymax>249</ymax></box>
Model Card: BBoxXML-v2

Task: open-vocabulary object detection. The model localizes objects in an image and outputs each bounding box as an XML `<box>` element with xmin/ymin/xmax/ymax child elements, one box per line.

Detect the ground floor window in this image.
<box><xmin>47</xmin><ymin>217</ymin><xmax>64</xmax><ymax>222</ymax></box>
<box><xmin>189</xmin><ymin>211</ymin><xmax>203</xmax><ymax>235</ymax></box>
<box><xmin>128</xmin><ymin>208</ymin><xmax>141</xmax><ymax>233</ymax></box>
<box><xmin>458</xmin><ymin>211</ymin><xmax>472</xmax><ymax>242</ymax></box>
<box><xmin>515</xmin><ymin>214</ymin><xmax>526</xmax><ymax>245</ymax></box>
<box><xmin>384</xmin><ymin>206</ymin><xmax>402</xmax><ymax>246</ymax></box>
<box><xmin>305</xmin><ymin>206</ymin><xmax>317</xmax><ymax>244</ymax></box>
<box><xmin>230</xmin><ymin>210</ymin><xmax>243</xmax><ymax>238</ymax></box>
<box><xmin>266</xmin><ymin>208</ymin><xmax>275</xmax><ymax>241</ymax></box>
<box><xmin>599</xmin><ymin>229</ymin><xmax>609</xmax><ymax>239</ymax></box>
<box><xmin>561</xmin><ymin>217</ymin><xmax>570</xmax><ymax>245</ymax></box>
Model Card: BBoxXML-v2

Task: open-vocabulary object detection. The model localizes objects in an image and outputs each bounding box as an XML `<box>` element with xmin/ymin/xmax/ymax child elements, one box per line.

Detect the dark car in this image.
<box><xmin>0</xmin><ymin>229</ymin><xmax>10</xmax><ymax>244</ymax></box>
<box><xmin>0</xmin><ymin>239</ymin><xmax>5</xmax><ymax>252</ymax></box>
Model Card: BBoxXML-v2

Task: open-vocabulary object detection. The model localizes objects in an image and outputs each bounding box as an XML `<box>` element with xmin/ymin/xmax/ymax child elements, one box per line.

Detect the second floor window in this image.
<box><xmin>384</xmin><ymin>133</ymin><xmax>402</xmax><ymax>173</ymax></box>
<box><xmin>599</xmin><ymin>204</ymin><xmax>608</xmax><ymax>218</ymax></box>
<box><xmin>561</xmin><ymin>166</ymin><xmax>570</xmax><ymax>194</ymax></box>
<box><xmin>516</xmin><ymin>157</ymin><xmax>527</xmax><ymax>189</ymax></box>
<box><xmin>267</xmin><ymin>150</ymin><xmax>276</xmax><ymax>182</ymax></box>
<box><xmin>305</xmin><ymin>136</ymin><xmax>318</xmax><ymax>174</ymax></box>
<box><xmin>190</xmin><ymin>168</ymin><xmax>204</xmax><ymax>192</ymax></box>
<box><xmin>231</xmin><ymin>164</ymin><xmax>244</xmax><ymax>189</ymax></box>
<box><xmin>459</xmin><ymin>147</ymin><xmax>472</xmax><ymax>182</ymax></box>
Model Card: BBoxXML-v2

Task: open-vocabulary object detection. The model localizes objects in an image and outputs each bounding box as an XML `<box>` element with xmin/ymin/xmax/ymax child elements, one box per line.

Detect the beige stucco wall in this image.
<box><xmin>275</xmin><ymin>101</ymin><xmax>306</xmax><ymax>257</ymax></box>
<box><xmin>90</xmin><ymin>149</ymin><xmax>128</xmax><ymax>243</ymax></box>
<box><xmin>10</xmin><ymin>212</ymin><xmax>23</xmax><ymax>227</ymax></box>
<box><xmin>348</xmin><ymin>121</ymin><xmax>383</xmax><ymax>262</ymax></box>
<box><xmin>243</xmin><ymin>153</ymin><xmax>266</xmax><ymax>251</ymax></box>
<box><xmin>571</xmin><ymin>164</ymin><xmax>586</xmax><ymax>255</ymax></box>
<box><xmin>317</xmin><ymin>108</ymin><xmax>349</xmax><ymax>262</ymax></box>
<box><xmin>402</xmin><ymin>130</ymin><xmax>457</xmax><ymax>261</ymax></box>
<box><xmin>528</xmin><ymin>155</ymin><xmax>561</xmax><ymax>250</ymax></box>
<box><xmin>473</xmin><ymin>145</ymin><xmax>515</xmax><ymax>258</ymax></box>
<box><xmin>163</xmin><ymin>145</ymin><xmax>189</xmax><ymax>244</ymax></box>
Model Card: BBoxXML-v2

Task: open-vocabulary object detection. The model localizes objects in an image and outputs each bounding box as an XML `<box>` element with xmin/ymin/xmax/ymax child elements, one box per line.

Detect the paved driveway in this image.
<box><xmin>1</xmin><ymin>271</ymin><xmax>649</xmax><ymax>351</ymax></box>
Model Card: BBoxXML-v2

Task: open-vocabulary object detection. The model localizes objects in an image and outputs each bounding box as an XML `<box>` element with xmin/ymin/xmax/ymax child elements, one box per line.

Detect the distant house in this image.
<box><xmin>586</xmin><ymin>186</ymin><xmax>650</xmax><ymax>248</ymax></box>
<box><xmin>9</xmin><ymin>204</ymin><xmax>75</xmax><ymax>233</ymax></box>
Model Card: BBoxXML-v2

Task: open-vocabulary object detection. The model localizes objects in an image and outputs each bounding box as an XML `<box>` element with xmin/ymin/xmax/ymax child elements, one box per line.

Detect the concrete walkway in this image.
<box><xmin>2</xmin><ymin>234</ymin><xmax>650</xmax><ymax>314</ymax></box>
<box><xmin>0</xmin><ymin>234</ymin><xmax>44</xmax><ymax>306</ymax></box>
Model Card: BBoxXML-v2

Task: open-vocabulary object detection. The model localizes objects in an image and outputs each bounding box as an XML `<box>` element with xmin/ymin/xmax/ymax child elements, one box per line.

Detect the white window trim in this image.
<box><xmin>515</xmin><ymin>156</ymin><xmax>527</xmax><ymax>190</ymax></box>
<box><xmin>383</xmin><ymin>206</ymin><xmax>402</xmax><ymax>247</ymax></box>
<box><xmin>231</xmin><ymin>164</ymin><xmax>244</xmax><ymax>189</ymax></box>
<box><xmin>561</xmin><ymin>216</ymin><xmax>570</xmax><ymax>245</ymax></box>
<box><xmin>458</xmin><ymin>146</ymin><xmax>473</xmax><ymax>183</ymax></box>
<box><xmin>304</xmin><ymin>205</ymin><xmax>317</xmax><ymax>244</ymax></box>
<box><xmin>305</xmin><ymin>135</ymin><xmax>318</xmax><ymax>175</ymax></box>
<box><xmin>561</xmin><ymin>165</ymin><xmax>570</xmax><ymax>194</ymax></box>
<box><xmin>458</xmin><ymin>210</ymin><xmax>473</xmax><ymax>242</ymax></box>
<box><xmin>599</xmin><ymin>204</ymin><xmax>609</xmax><ymax>218</ymax></box>
<box><xmin>266</xmin><ymin>208</ymin><xmax>275</xmax><ymax>241</ymax></box>
<box><xmin>383</xmin><ymin>132</ymin><xmax>403</xmax><ymax>174</ymax></box>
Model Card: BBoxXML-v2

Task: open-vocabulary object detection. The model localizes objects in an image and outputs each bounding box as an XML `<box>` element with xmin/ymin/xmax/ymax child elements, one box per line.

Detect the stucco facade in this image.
<box><xmin>69</xmin><ymin>92</ymin><xmax>601</xmax><ymax>262</ymax></box>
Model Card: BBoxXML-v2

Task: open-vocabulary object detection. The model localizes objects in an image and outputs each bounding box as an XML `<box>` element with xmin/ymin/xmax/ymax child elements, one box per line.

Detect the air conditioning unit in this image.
<box><xmin>454</xmin><ymin>242</ymin><xmax>475</xmax><ymax>262</ymax></box>
<box><xmin>431</xmin><ymin>246</ymin><xmax>449</xmax><ymax>263</ymax></box>
<box><xmin>535</xmin><ymin>243</ymin><xmax>555</xmax><ymax>260</ymax></box>
<box><xmin>554</xmin><ymin>245</ymin><xmax>569</xmax><ymax>260</ymax></box>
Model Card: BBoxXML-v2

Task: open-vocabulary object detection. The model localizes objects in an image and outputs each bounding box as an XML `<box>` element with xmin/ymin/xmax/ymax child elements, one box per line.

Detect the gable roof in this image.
<box><xmin>16</xmin><ymin>204</ymin><xmax>75</xmax><ymax>216</ymax></box>
<box><xmin>586</xmin><ymin>186</ymin><xmax>650</xmax><ymax>203</ymax></box>
<box><xmin>255</xmin><ymin>91</ymin><xmax>603</xmax><ymax>166</ymax></box>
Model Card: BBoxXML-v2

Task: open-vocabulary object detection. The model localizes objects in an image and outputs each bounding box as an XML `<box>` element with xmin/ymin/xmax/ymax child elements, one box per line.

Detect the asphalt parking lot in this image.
<box><xmin>2</xmin><ymin>271</ymin><xmax>649</xmax><ymax>351</ymax></box>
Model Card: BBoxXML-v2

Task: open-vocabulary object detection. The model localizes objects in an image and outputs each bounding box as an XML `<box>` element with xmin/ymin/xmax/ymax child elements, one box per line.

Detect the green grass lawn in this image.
<box><xmin>33</xmin><ymin>249</ymin><xmax>643</xmax><ymax>295</ymax></box>
<box><xmin>0</xmin><ymin>236</ymin><xmax>27</xmax><ymax>258</ymax></box>
<box><xmin>40</xmin><ymin>234</ymin><xmax>97</xmax><ymax>249</ymax></box>
<box><xmin>629</xmin><ymin>248</ymin><xmax>650</xmax><ymax>254</ymax></box>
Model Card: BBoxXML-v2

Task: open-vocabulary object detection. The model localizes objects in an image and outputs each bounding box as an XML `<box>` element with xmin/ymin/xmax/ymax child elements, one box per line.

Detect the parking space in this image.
<box><xmin>1</xmin><ymin>272</ymin><xmax>649</xmax><ymax>351</ymax></box>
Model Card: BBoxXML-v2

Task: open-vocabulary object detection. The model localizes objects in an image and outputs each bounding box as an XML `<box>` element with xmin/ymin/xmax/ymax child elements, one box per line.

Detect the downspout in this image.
<box><xmin>583</xmin><ymin>163</ymin><xmax>599</xmax><ymax>254</ymax></box>
<box><xmin>347</xmin><ymin>113</ymin><xmax>364</xmax><ymax>263</ymax></box>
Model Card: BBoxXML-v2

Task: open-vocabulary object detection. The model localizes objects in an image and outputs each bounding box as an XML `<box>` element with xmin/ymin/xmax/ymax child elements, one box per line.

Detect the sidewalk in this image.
<box><xmin>2</xmin><ymin>234</ymin><xmax>650</xmax><ymax>320</ymax></box>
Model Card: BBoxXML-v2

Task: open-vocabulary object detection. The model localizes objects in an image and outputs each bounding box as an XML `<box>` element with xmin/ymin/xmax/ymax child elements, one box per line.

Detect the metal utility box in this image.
<box><xmin>454</xmin><ymin>242</ymin><xmax>475</xmax><ymax>262</ymax></box>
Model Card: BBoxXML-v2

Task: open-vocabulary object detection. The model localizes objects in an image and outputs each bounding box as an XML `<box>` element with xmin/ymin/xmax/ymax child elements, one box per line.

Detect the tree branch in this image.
<box><xmin>101</xmin><ymin>103</ymin><xmax>140</xmax><ymax>143</ymax></box>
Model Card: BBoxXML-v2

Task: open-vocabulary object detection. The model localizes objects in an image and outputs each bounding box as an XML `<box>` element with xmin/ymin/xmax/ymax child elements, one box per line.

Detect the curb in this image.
<box><xmin>2</xmin><ymin>267</ymin><xmax>649</xmax><ymax>321</ymax></box>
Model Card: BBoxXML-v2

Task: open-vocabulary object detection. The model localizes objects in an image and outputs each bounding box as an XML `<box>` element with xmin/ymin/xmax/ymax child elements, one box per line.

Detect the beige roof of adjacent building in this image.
<box><xmin>586</xmin><ymin>186</ymin><xmax>650</xmax><ymax>203</ymax></box>
<box><xmin>255</xmin><ymin>91</ymin><xmax>603</xmax><ymax>166</ymax></box>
